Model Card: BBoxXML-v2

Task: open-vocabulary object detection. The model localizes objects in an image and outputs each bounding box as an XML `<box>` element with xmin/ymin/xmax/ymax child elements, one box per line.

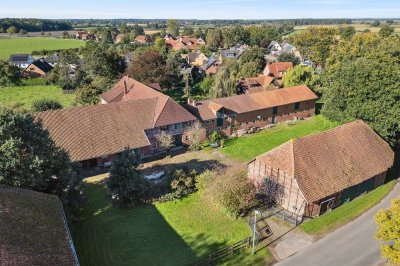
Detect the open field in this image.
<box><xmin>0</xmin><ymin>37</ymin><xmax>84</xmax><ymax>59</ymax></box>
<box><xmin>0</xmin><ymin>86</ymin><xmax>76</xmax><ymax>110</ymax></box>
<box><xmin>300</xmin><ymin>180</ymin><xmax>395</xmax><ymax>235</ymax></box>
<box><xmin>221</xmin><ymin>115</ymin><xmax>339</xmax><ymax>162</ymax></box>
<box><xmin>72</xmin><ymin>174</ymin><xmax>270</xmax><ymax>266</ymax></box>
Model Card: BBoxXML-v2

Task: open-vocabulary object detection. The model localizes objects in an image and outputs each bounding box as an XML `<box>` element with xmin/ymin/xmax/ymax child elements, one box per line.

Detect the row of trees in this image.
<box><xmin>0</xmin><ymin>18</ymin><xmax>72</xmax><ymax>32</ymax></box>
<box><xmin>206</xmin><ymin>24</ymin><xmax>291</xmax><ymax>49</ymax></box>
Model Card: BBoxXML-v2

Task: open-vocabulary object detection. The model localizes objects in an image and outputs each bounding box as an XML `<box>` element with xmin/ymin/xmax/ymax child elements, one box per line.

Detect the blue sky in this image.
<box><xmin>0</xmin><ymin>0</ymin><xmax>399</xmax><ymax>19</ymax></box>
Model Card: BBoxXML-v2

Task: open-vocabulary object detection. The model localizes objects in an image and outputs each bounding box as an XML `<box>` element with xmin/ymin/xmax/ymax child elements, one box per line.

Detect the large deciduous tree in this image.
<box><xmin>375</xmin><ymin>198</ymin><xmax>400</xmax><ymax>265</ymax></box>
<box><xmin>206</xmin><ymin>29</ymin><xmax>224</xmax><ymax>50</ymax></box>
<box><xmin>167</xmin><ymin>19</ymin><xmax>180</xmax><ymax>36</ymax></box>
<box><xmin>223</xmin><ymin>25</ymin><xmax>249</xmax><ymax>47</ymax></box>
<box><xmin>283</xmin><ymin>65</ymin><xmax>316</xmax><ymax>88</ymax></box>
<box><xmin>321</xmin><ymin>35</ymin><xmax>400</xmax><ymax>146</ymax></box>
<box><xmin>290</xmin><ymin>27</ymin><xmax>337</xmax><ymax>66</ymax></box>
<box><xmin>0</xmin><ymin>108</ymin><xmax>83</xmax><ymax>212</ymax></box>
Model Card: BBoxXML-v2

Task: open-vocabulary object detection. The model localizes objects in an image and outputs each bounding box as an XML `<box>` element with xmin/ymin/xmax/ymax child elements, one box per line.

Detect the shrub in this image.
<box><xmin>32</xmin><ymin>99</ymin><xmax>63</xmax><ymax>112</ymax></box>
<box><xmin>107</xmin><ymin>149</ymin><xmax>150</xmax><ymax>207</ymax></box>
<box><xmin>208</xmin><ymin>131</ymin><xmax>222</xmax><ymax>145</ymax></box>
<box><xmin>202</xmin><ymin>166</ymin><xmax>257</xmax><ymax>218</ymax></box>
<box><xmin>21</xmin><ymin>78</ymin><xmax>47</xmax><ymax>86</ymax></box>
<box><xmin>158</xmin><ymin>169</ymin><xmax>197</xmax><ymax>201</ymax></box>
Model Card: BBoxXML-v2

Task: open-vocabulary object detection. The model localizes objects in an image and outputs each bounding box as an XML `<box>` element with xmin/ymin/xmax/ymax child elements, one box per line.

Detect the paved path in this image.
<box><xmin>276</xmin><ymin>183</ymin><xmax>400</xmax><ymax>266</ymax></box>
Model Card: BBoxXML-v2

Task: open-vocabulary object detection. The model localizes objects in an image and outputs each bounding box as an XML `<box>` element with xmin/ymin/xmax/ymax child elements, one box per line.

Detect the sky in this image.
<box><xmin>0</xmin><ymin>0</ymin><xmax>399</xmax><ymax>19</ymax></box>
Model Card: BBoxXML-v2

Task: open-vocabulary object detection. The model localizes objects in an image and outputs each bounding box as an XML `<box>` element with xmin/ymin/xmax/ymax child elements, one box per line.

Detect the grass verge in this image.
<box><xmin>300</xmin><ymin>181</ymin><xmax>395</xmax><ymax>235</ymax></box>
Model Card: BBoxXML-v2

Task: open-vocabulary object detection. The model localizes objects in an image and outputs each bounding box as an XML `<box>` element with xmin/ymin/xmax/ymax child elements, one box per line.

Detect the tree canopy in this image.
<box><xmin>321</xmin><ymin>35</ymin><xmax>400</xmax><ymax>146</ymax></box>
<box><xmin>0</xmin><ymin>60</ymin><xmax>21</xmax><ymax>87</ymax></box>
<box><xmin>290</xmin><ymin>26</ymin><xmax>337</xmax><ymax>66</ymax></box>
<box><xmin>375</xmin><ymin>198</ymin><xmax>400</xmax><ymax>265</ymax></box>
<box><xmin>0</xmin><ymin>108</ymin><xmax>83</xmax><ymax>211</ymax></box>
<box><xmin>283</xmin><ymin>65</ymin><xmax>316</xmax><ymax>88</ymax></box>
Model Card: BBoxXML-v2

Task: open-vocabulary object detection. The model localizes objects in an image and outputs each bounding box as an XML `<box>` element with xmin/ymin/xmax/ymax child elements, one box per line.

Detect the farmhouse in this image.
<box><xmin>23</xmin><ymin>59</ymin><xmax>53</xmax><ymax>77</ymax></box>
<box><xmin>9</xmin><ymin>54</ymin><xmax>35</xmax><ymax>68</ymax></box>
<box><xmin>37</xmin><ymin>77</ymin><xmax>197</xmax><ymax>167</ymax></box>
<box><xmin>75</xmin><ymin>31</ymin><xmax>94</xmax><ymax>41</ymax></box>
<box><xmin>247</xmin><ymin>121</ymin><xmax>394</xmax><ymax>221</ymax></box>
<box><xmin>0</xmin><ymin>186</ymin><xmax>79</xmax><ymax>265</ymax></box>
<box><xmin>184</xmin><ymin>85</ymin><xmax>317</xmax><ymax>136</ymax></box>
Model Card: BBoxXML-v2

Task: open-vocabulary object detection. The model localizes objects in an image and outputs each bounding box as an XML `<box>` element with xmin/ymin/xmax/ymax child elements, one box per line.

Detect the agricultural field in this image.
<box><xmin>0</xmin><ymin>37</ymin><xmax>84</xmax><ymax>59</ymax></box>
<box><xmin>0</xmin><ymin>85</ymin><xmax>76</xmax><ymax>110</ymax></box>
<box><xmin>72</xmin><ymin>174</ymin><xmax>270</xmax><ymax>266</ymax></box>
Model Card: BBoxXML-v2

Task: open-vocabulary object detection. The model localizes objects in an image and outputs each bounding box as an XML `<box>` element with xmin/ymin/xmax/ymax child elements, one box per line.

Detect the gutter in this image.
<box><xmin>59</xmin><ymin>199</ymin><xmax>80</xmax><ymax>266</ymax></box>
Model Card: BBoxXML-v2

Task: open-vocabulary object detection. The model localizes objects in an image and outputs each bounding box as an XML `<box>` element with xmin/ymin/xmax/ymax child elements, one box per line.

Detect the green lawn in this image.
<box><xmin>0</xmin><ymin>37</ymin><xmax>84</xmax><ymax>59</ymax></box>
<box><xmin>221</xmin><ymin>115</ymin><xmax>339</xmax><ymax>162</ymax></box>
<box><xmin>300</xmin><ymin>181</ymin><xmax>395</xmax><ymax>235</ymax></box>
<box><xmin>0</xmin><ymin>85</ymin><xmax>76</xmax><ymax>110</ymax></box>
<box><xmin>72</xmin><ymin>175</ymin><xmax>271</xmax><ymax>266</ymax></box>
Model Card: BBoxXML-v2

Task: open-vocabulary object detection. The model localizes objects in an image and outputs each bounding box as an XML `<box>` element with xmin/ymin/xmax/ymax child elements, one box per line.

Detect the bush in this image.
<box><xmin>157</xmin><ymin>169</ymin><xmax>197</xmax><ymax>201</ymax></box>
<box><xmin>21</xmin><ymin>78</ymin><xmax>47</xmax><ymax>86</ymax></box>
<box><xmin>32</xmin><ymin>99</ymin><xmax>63</xmax><ymax>112</ymax></box>
<box><xmin>107</xmin><ymin>149</ymin><xmax>150</xmax><ymax>207</ymax></box>
<box><xmin>202</xmin><ymin>166</ymin><xmax>257</xmax><ymax>218</ymax></box>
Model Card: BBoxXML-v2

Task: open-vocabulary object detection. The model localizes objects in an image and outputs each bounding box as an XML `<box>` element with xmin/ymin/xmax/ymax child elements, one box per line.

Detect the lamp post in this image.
<box><xmin>252</xmin><ymin>210</ymin><xmax>260</xmax><ymax>255</ymax></box>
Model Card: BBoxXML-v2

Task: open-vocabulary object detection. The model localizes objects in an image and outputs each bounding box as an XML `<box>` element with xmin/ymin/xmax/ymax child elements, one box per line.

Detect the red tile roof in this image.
<box><xmin>100</xmin><ymin>76</ymin><xmax>196</xmax><ymax>127</ymax></box>
<box><xmin>37</xmin><ymin>99</ymin><xmax>156</xmax><ymax>162</ymax></box>
<box><xmin>253</xmin><ymin>121</ymin><xmax>394</xmax><ymax>203</ymax></box>
<box><xmin>266</xmin><ymin>62</ymin><xmax>293</xmax><ymax>78</ymax></box>
<box><xmin>185</xmin><ymin>85</ymin><xmax>318</xmax><ymax>121</ymax></box>
<box><xmin>0</xmin><ymin>186</ymin><xmax>77</xmax><ymax>265</ymax></box>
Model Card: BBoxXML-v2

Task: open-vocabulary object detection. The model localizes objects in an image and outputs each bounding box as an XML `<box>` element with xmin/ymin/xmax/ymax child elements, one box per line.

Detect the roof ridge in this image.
<box><xmin>153</xmin><ymin>96</ymin><xmax>171</xmax><ymax>127</ymax></box>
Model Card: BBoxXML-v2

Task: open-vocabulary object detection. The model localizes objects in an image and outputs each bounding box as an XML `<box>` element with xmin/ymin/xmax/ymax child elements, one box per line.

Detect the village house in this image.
<box><xmin>239</xmin><ymin>75</ymin><xmax>279</xmax><ymax>94</ymax></box>
<box><xmin>247</xmin><ymin>120</ymin><xmax>394</xmax><ymax>221</ymax></box>
<box><xmin>264</xmin><ymin>62</ymin><xmax>293</xmax><ymax>86</ymax></box>
<box><xmin>44</xmin><ymin>53</ymin><xmax>60</xmax><ymax>67</ymax></box>
<box><xmin>37</xmin><ymin>77</ymin><xmax>197</xmax><ymax>168</ymax></box>
<box><xmin>23</xmin><ymin>59</ymin><xmax>53</xmax><ymax>77</ymax></box>
<box><xmin>165</xmin><ymin>35</ymin><xmax>206</xmax><ymax>51</ymax></box>
<box><xmin>201</xmin><ymin>57</ymin><xmax>220</xmax><ymax>75</ymax></box>
<box><xmin>0</xmin><ymin>186</ymin><xmax>79</xmax><ymax>265</ymax></box>
<box><xmin>75</xmin><ymin>31</ymin><xmax>94</xmax><ymax>41</ymax></box>
<box><xmin>186</xmin><ymin>51</ymin><xmax>208</xmax><ymax>67</ymax></box>
<box><xmin>9</xmin><ymin>54</ymin><xmax>35</xmax><ymax>68</ymax></box>
<box><xmin>219</xmin><ymin>44</ymin><xmax>249</xmax><ymax>62</ymax></box>
<box><xmin>184</xmin><ymin>85</ymin><xmax>317</xmax><ymax>136</ymax></box>
<box><xmin>135</xmin><ymin>34</ymin><xmax>153</xmax><ymax>44</ymax></box>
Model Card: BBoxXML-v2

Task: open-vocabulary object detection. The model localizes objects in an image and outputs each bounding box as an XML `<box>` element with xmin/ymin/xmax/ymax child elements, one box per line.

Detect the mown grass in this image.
<box><xmin>0</xmin><ymin>85</ymin><xmax>76</xmax><ymax>110</ymax></box>
<box><xmin>72</xmin><ymin>175</ymin><xmax>271</xmax><ymax>266</ymax></box>
<box><xmin>0</xmin><ymin>37</ymin><xmax>84</xmax><ymax>59</ymax></box>
<box><xmin>221</xmin><ymin>115</ymin><xmax>339</xmax><ymax>162</ymax></box>
<box><xmin>300</xmin><ymin>181</ymin><xmax>395</xmax><ymax>235</ymax></box>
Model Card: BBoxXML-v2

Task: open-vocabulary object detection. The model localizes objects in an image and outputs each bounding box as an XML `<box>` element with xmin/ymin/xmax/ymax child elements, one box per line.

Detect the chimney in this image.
<box><xmin>124</xmin><ymin>80</ymin><xmax>128</xmax><ymax>95</ymax></box>
<box><xmin>187</xmin><ymin>98</ymin><xmax>191</xmax><ymax>105</ymax></box>
<box><xmin>192</xmin><ymin>99</ymin><xmax>197</xmax><ymax>106</ymax></box>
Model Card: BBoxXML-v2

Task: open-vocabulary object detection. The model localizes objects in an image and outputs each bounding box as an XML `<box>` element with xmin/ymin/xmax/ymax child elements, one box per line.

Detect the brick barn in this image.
<box><xmin>247</xmin><ymin>121</ymin><xmax>394</xmax><ymax>221</ymax></box>
<box><xmin>184</xmin><ymin>85</ymin><xmax>318</xmax><ymax>136</ymax></box>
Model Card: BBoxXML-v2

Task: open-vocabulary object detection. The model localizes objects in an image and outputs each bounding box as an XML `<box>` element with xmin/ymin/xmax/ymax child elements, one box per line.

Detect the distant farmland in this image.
<box><xmin>0</xmin><ymin>37</ymin><xmax>84</xmax><ymax>59</ymax></box>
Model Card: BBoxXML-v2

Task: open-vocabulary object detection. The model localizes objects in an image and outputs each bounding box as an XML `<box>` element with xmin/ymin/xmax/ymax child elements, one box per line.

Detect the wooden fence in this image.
<box><xmin>192</xmin><ymin>237</ymin><xmax>252</xmax><ymax>266</ymax></box>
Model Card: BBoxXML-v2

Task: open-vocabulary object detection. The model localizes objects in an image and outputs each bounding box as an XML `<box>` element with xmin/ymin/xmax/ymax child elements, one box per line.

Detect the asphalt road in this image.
<box><xmin>276</xmin><ymin>182</ymin><xmax>400</xmax><ymax>266</ymax></box>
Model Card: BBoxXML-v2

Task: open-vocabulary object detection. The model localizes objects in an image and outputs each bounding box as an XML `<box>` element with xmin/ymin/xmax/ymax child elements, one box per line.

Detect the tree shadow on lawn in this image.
<box><xmin>140</xmin><ymin>158</ymin><xmax>226</xmax><ymax>177</ymax></box>
<box><xmin>72</xmin><ymin>179</ymin><xmax>227</xmax><ymax>266</ymax></box>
